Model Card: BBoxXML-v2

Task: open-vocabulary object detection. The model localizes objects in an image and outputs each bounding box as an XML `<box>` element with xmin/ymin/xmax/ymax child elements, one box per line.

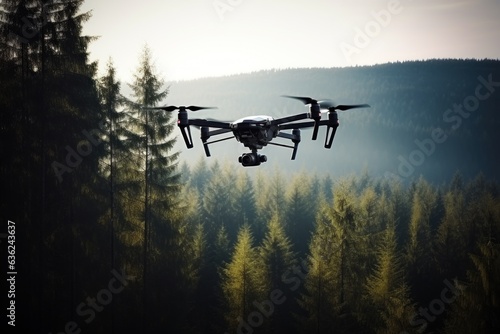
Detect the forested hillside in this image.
<box><xmin>179</xmin><ymin>162</ymin><xmax>500</xmax><ymax>334</ymax></box>
<box><xmin>167</xmin><ymin>59</ymin><xmax>500</xmax><ymax>182</ymax></box>
<box><xmin>1</xmin><ymin>1</ymin><xmax>499</xmax><ymax>333</ymax></box>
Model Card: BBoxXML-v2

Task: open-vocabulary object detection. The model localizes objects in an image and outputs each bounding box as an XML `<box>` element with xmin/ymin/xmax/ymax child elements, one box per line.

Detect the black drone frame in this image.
<box><xmin>147</xmin><ymin>96</ymin><xmax>370</xmax><ymax>164</ymax></box>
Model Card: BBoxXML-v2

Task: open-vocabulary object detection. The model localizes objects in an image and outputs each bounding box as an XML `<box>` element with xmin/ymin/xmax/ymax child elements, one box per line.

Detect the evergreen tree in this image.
<box><xmin>285</xmin><ymin>172</ymin><xmax>315</xmax><ymax>255</ymax></box>
<box><xmin>221</xmin><ymin>225</ymin><xmax>260</xmax><ymax>332</ymax></box>
<box><xmin>122</xmin><ymin>44</ymin><xmax>184</xmax><ymax>331</ymax></box>
<box><xmin>300</xmin><ymin>178</ymin><xmax>364</xmax><ymax>332</ymax></box>
<box><xmin>444</xmin><ymin>241</ymin><xmax>500</xmax><ymax>334</ymax></box>
<box><xmin>364</xmin><ymin>223</ymin><xmax>415</xmax><ymax>333</ymax></box>
<box><xmin>257</xmin><ymin>214</ymin><xmax>297</xmax><ymax>332</ymax></box>
<box><xmin>201</xmin><ymin>162</ymin><xmax>237</xmax><ymax>240</ymax></box>
<box><xmin>299</xmin><ymin>208</ymin><xmax>339</xmax><ymax>333</ymax></box>
<box><xmin>233</xmin><ymin>169</ymin><xmax>257</xmax><ymax>235</ymax></box>
<box><xmin>256</xmin><ymin>168</ymin><xmax>287</xmax><ymax>225</ymax></box>
<box><xmin>189</xmin><ymin>155</ymin><xmax>212</xmax><ymax>194</ymax></box>
<box><xmin>1</xmin><ymin>1</ymin><xmax>106</xmax><ymax>331</ymax></box>
<box><xmin>406</xmin><ymin>177</ymin><xmax>438</xmax><ymax>302</ymax></box>
<box><xmin>436</xmin><ymin>183</ymin><xmax>469</xmax><ymax>278</ymax></box>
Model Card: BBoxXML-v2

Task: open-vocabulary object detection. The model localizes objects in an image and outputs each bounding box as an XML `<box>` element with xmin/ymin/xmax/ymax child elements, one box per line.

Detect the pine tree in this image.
<box><xmin>189</xmin><ymin>155</ymin><xmax>212</xmax><ymax>194</ymax></box>
<box><xmin>444</xmin><ymin>241</ymin><xmax>500</xmax><ymax>334</ymax></box>
<box><xmin>406</xmin><ymin>177</ymin><xmax>438</xmax><ymax>301</ymax></box>
<box><xmin>221</xmin><ymin>225</ymin><xmax>260</xmax><ymax>332</ymax></box>
<box><xmin>285</xmin><ymin>172</ymin><xmax>315</xmax><ymax>255</ymax></box>
<box><xmin>98</xmin><ymin>57</ymin><xmax>128</xmax><ymax>265</ymax></box>
<box><xmin>201</xmin><ymin>163</ymin><xmax>237</xmax><ymax>240</ymax></box>
<box><xmin>364</xmin><ymin>223</ymin><xmax>415</xmax><ymax>333</ymax></box>
<box><xmin>358</xmin><ymin>186</ymin><xmax>385</xmax><ymax>272</ymax></box>
<box><xmin>122</xmin><ymin>44</ymin><xmax>183</xmax><ymax>331</ymax></box>
<box><xmin>97</xmin><ymin>57</ymin><xmax>125</xmax><ymax>333</ymax></box>
<box><xmin>233</xmin><ymin>169</ymin><xmax>257</xmax><ymax>235</ymax></box>
<box><xmin>255</xmin><ymin>168</ymin><xmax>287</xmax><ymax>226</ymax></box>
<box><xmin>257</xmin><ymin>214</ymin><xmax>297</xmax><ymax>332</ymax></box>
<box><xmin>299</xmin><ymin>209</ymin><xmax>339</xmax><ymax>333</ymax></box>
<box><xmin>328</xmin><ymin>178</ymin><xmax>365</xmax><ymax>311</ymax></box>
<box><xmin>300</xmin><ymin>178</ymin><xmax>364</xmax><ymax>333</ymax></box>
<box><xmin>1</xmin><ymin>1</ymin><xmax>106</xmax><ymax>331</ymax></box>
<box><xmin>436</xmin><ymin>184</ymin><xmax>469</xmax><ymax>278</ymax></box>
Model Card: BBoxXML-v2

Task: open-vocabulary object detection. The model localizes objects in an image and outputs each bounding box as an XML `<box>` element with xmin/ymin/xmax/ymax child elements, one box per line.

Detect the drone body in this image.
<box><xmin>149</xmin><ymin>96</ymin><xmax>370</xmax><ymax>167</ymax></box>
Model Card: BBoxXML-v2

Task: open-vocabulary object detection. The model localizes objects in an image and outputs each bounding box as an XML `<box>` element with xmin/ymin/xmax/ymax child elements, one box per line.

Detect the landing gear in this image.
<box><xmin>238</xmin><ymin>151</ymin><xmax>267</xmax><ymax>167</ymax></box>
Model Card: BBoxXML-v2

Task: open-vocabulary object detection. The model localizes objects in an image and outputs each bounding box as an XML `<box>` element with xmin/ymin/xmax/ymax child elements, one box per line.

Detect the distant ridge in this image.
<box><xmin>166</xmin><ymin>59</ymin><xmax>500</xmax><ymax>182</ymax></box>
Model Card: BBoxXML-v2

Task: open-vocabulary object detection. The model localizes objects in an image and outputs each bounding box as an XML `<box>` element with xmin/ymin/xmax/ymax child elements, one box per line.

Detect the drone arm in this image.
<box><xmin>278</xmin><ymin>120</ymin><xmax>329</xmax><ymax>130</ymax></box>
<box><xmin>272</xmin><ymin>113</ymin><xmax>310</xmax><ymax>126</ymax></box>
<box><xmin>276</xmin><ymin>129</ymin><xmax>301</xmax><ymax>160</ymax></box>
<box><xmin>189</xmin><ymin>119</ymin><xmax>231</xmax><ymax>129</ymax></box>
<box><xmin>200</xmin><ymin>127</ymin><xmax>234</xmax><ymax>157</ymax></box>
<box><xmin>208</xmin><ymin>128</ymin><xmax>233</xmax><ymax>136</ymax></box>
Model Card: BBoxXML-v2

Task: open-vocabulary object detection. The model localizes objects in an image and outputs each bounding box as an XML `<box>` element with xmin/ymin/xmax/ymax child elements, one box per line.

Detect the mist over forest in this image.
<box><xmin>166</xmin><ymin>59</ymin><xmax>500</xmax><ymax>183</ymax></box>
<box><xmin>1</xmin><ymin>1</ymin><xmax>499</xmax><ymax>333</ymax></box>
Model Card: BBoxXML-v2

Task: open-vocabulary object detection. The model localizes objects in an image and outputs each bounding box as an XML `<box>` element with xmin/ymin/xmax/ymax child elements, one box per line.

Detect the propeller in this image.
<box><xmin>282</xmin><ymin>95</ymin><xmax>329</xmax><ymax>140</ymax></box>
<box><xmin>282</xmin><ymin>96</ymin><xmax>370</xmax><ymax>111</ymax></box>
<box><xmin>143</xmin><ymin>105</ymin><xmax>216</xmax><ymax>149</ymax></box>
<box><xmin>282</xmin><ymin>95</ymin><xmax>320</xmax><ymax>105</ymax></box>
<box><xmin>147</xmin><ymin>105</ymin><xmax>217</xmax><ymax>112</ymax></box>
<box><xmin>283</xmin><ymin>95</ymin><xmax>370</xmax><ymax>142</ymax></box>
<box><xmin>281</xmin><ymin>95</ymin><xmax>333</xmax><ymax>109</ymax></box>
<box><xmin>318</xmin><ymin>100</ymin><xmax>371</xmax><ymax>112</ymax></box>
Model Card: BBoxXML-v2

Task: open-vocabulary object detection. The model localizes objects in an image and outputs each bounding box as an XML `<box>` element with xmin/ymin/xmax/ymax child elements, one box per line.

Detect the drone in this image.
<box><xmin>149</xmin><ymin>96</ymin><xmax>370</xmax><ymax>167</ymax></box>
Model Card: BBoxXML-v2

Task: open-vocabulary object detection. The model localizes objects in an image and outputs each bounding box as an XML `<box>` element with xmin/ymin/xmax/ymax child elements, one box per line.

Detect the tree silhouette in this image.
<box><xmin>121</xmin><ymin>44</ymin><xmax>183</xmax><ymax>331</ymax></box>
<box><xmin>257</xmin><ymin>214</ymin><xmax>297</xmax><ymax>332</ymax></box>
<box><xmin>221</xmin><ymin>225</ymin><xmax>260</xmax><ymax>332</ymax></box>
<box><xmin>364</xmin><ymin>222</ymin><xmax>415</xmax><ymax>333</ymax></box>
<box><xmin>406</xmin><ymin>177</ymin><xmax>438</xmax><ymax>301</ymax></box>
<box><xmin>285</xmin><ymin>172</ymin><xmax>315</xmax><ymax>255</ymax></box>
<box><xmin>444</xmin><ymin>241</ymin><xmax>500</xmax><ymax>333</ymax></box>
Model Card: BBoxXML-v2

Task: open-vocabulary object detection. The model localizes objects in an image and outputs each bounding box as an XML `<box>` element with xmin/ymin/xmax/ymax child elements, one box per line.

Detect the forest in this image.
<box><xmin>1</xmin><ymin>1</ymin><xmax>500</xmax><ymax>333</ymax></box>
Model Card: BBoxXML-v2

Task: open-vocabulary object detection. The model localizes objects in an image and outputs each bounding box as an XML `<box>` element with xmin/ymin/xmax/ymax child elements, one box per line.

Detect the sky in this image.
<box><xmin>80</xmin><ymin>0</ymin><xmax>500</xmax><ymax>82</ymax></box>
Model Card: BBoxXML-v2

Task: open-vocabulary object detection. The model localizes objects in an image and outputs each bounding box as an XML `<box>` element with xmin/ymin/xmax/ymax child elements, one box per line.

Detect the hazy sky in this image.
<box><xmin>81</xmin><ymin>0</ymin><xmax>500</xmax><ymax>81</ymax></box>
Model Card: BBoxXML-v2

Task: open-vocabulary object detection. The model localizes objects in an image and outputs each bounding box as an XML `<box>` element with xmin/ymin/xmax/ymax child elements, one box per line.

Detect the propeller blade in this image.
<box><xmin>318</xmin><ymin>99</ymin><xmax>336</xmax><ymax>109</ymax></box>
<box><xmin>281</xmin><ymin>95</ymin><xmax>319</xmax><ymax>105</ymax></box>
<box><xmin>283</xmin><ymin>96</ymin><xmax>338</xmax><ymax>110</ymax></box>
<box><xmin>145</xmin><ymin>105</ymin><xmax>178</xmax><ymax>112</ymax></box>
<box><xmin>186</xmin><ymin>106</ymin><xmax>217</xmax><ymax>111</ymax></box>
<box><xmin>283</xmin><ymin>96</ymin><xmax>370</xmax><ymax>112</ymax></box>
<box><xmin>146</xmin><ymin>105</ymin><xmax>217</xmax><ymax>112</ymax></box>
<box><xmin>329</xmin><ymin>104</ymin><xmax>370</xmax><ymax>111</ymax></box>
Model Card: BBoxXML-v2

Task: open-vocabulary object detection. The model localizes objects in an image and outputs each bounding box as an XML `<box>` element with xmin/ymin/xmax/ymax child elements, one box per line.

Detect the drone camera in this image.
<box><xmin>239</xmin><ymin>152</ymin><xmax>267</xmax><ymax>167</ymax></box>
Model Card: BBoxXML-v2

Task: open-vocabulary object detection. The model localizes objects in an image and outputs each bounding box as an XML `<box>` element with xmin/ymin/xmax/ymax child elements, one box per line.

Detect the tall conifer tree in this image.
<box><xmin>257</xmin><ymin>214</ymin><xmax>297</xmax><ymax>332</ymax></box>
<box><xmin>221</xmin><ymin>225</ymin><xmax>260</xmax><ymax>332</ymax></box>
<box><xmin>123</xmin><ymin>44</ymin><xmax>184</xmax><ymax>331</ymax></box>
